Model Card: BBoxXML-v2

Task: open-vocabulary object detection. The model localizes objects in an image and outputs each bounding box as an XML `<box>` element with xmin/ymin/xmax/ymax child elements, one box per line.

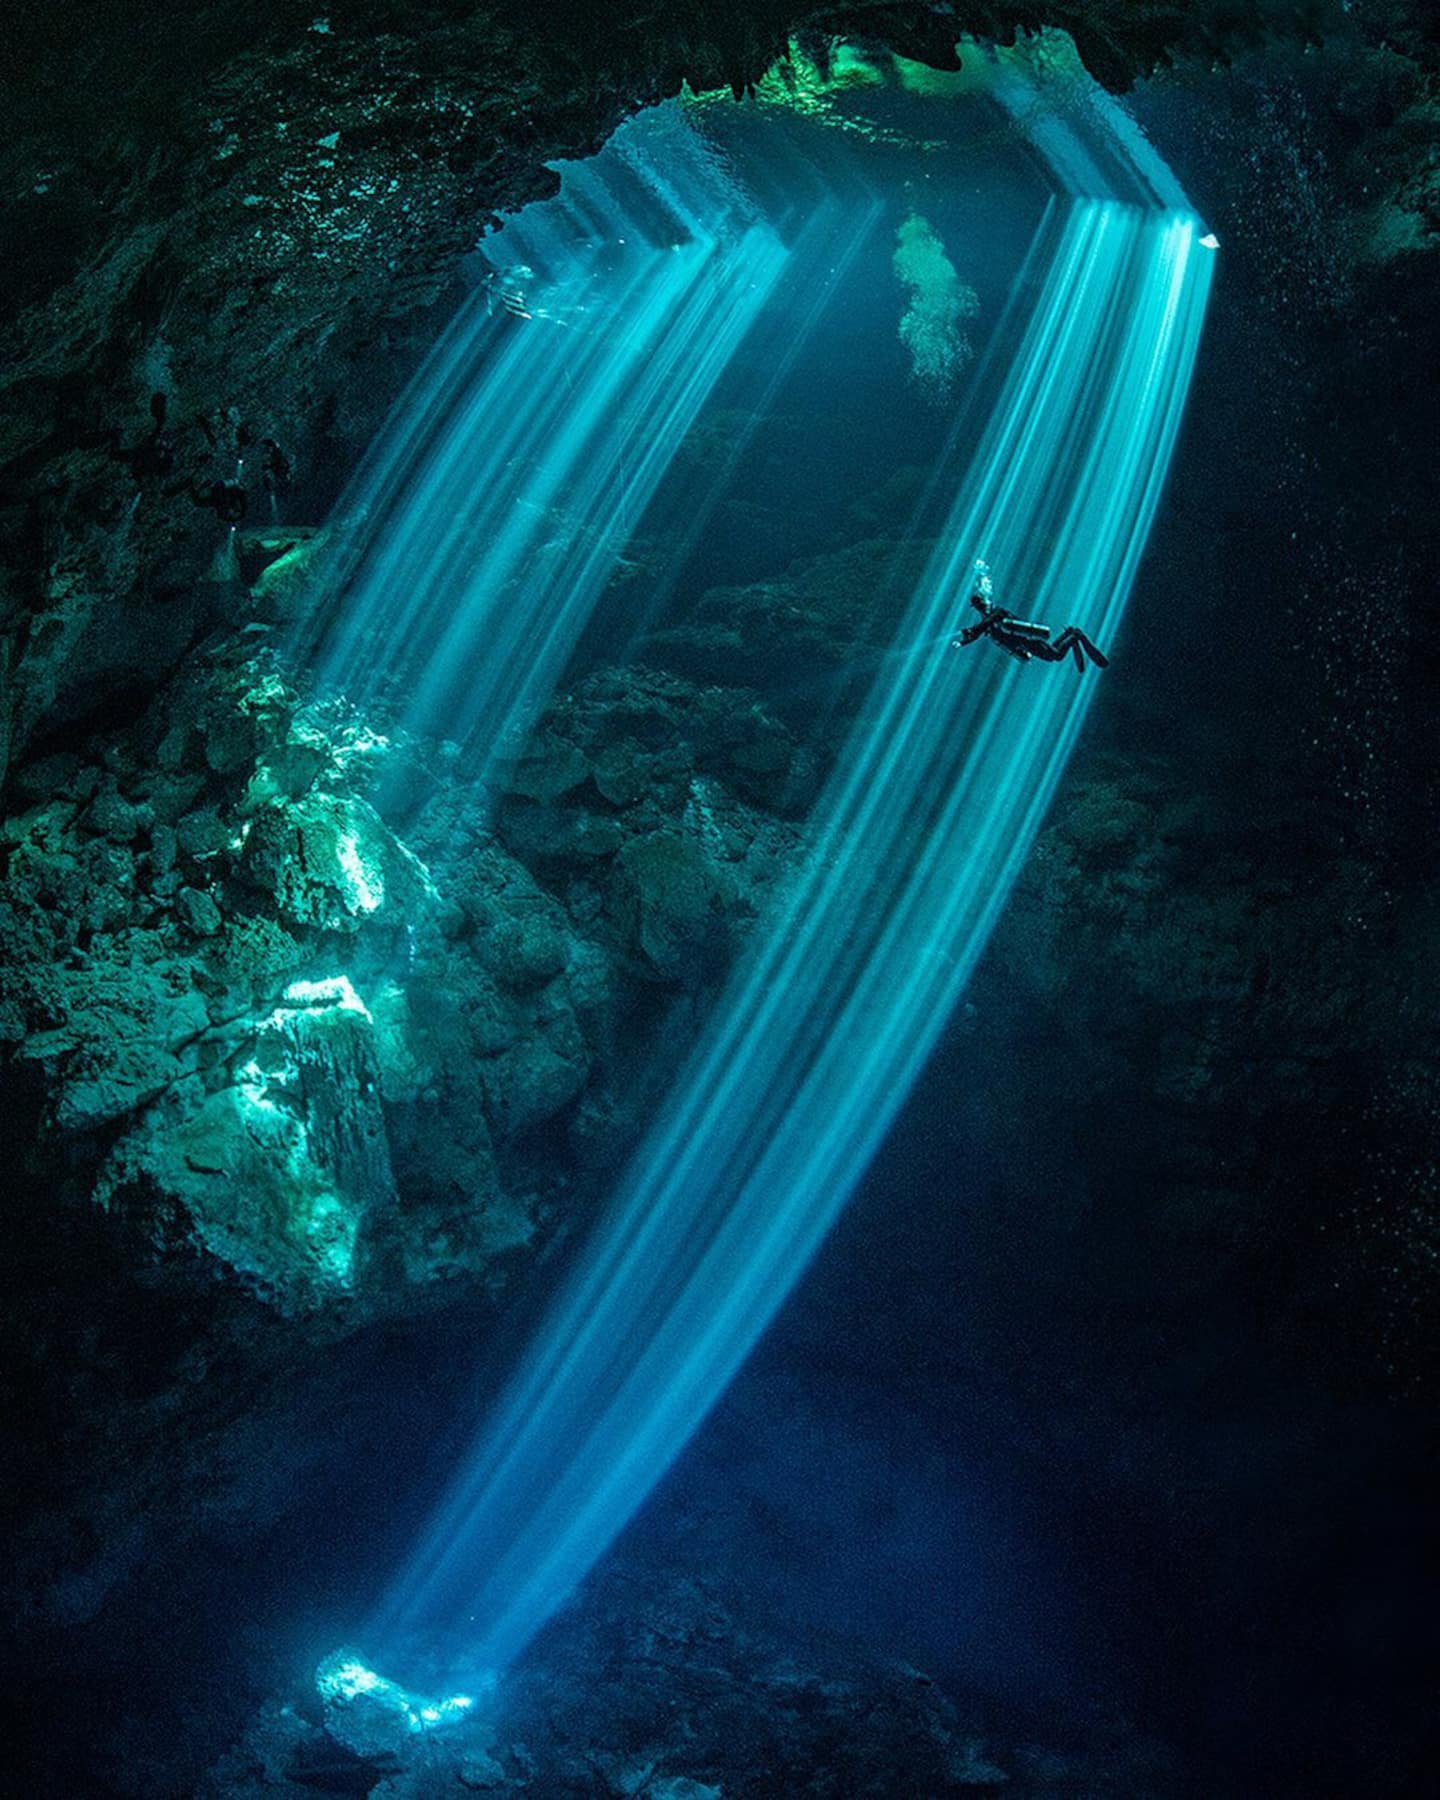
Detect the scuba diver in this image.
<box><xmin>951</xmin><ymin>561</ymin><xmax>1109</xmax><ymax>672</ymax></box>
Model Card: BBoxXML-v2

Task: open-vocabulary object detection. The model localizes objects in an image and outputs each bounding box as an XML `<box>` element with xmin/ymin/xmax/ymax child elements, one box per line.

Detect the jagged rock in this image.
<box><xmin>204</xmin><ymin>914</ymin><xmax>310</xmax><ymax>1008</ymax></box>
<box><xmin>100</xmin><ymin>977</ymin><xmax>397</xmax><ymax>1309</ymax></box>
<box><xmin>2</xmin><ymin>810</ymin><xmax>139</xmax><ymax>943</ymax></box>
<box><xmin>85</xmin><ymin>788</ymin><xmax>153</xmax><ymax>843</ymax></box>
<box><xmin>175</xmin><ymin>806</ymin><xmax>232</xmax><ymax>862</ymax></box>
<box><xmin>236</xmin><ymin>791</ymin><xmax>425</xmax><ymax>930</ymax></box>
<box><xmin>17</xmin><ymin>957</ymin><xmax>209</xmax><ymax>1132</ymax></box>
<box><xmin>177</xmin><ymin>885</ymin><xmax>222</xmax><ymax>936</ymax></box>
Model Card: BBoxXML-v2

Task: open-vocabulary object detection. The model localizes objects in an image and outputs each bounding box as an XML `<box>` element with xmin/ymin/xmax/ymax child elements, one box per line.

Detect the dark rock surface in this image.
<box><xmin>202</xmin><ymin>1560</ymin><xmax>1181</xmax><ymax>1798</ymax></box>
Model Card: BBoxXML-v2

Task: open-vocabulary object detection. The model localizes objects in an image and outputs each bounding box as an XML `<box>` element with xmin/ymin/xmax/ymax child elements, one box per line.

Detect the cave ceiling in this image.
<box><xmin>2</xmin><ymin>1</ymin><xmax>1436</xmax><ymax>758</ymax></box>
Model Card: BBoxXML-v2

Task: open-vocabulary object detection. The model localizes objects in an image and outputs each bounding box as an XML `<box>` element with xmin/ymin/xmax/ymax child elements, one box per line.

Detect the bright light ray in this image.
<box><xmin>367</xmin><ymin>57</ymin><xmax>1212</xmax><ymax>1676</ymax></box>
<box><xmin>294</xmin><ymin>108</ymin><xmax>797</xmax><ymax>779</ymax></box>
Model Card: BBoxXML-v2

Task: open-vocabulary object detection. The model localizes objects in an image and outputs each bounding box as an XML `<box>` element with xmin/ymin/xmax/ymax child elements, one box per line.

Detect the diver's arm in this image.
<box><xmin>954</xmin><ymin>611</ymin><xmax>1000</xmax><ymax>647</ymax></box>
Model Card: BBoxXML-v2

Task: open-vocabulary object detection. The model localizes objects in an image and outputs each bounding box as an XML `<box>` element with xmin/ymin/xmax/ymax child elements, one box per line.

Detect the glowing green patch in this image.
<box><xmin>687</xmin><ymin>40</ymin><xmax>925</xmax><ymax>147</ymax></box>
<box><xmin>337</xmin><ymin>825</ymin><xmax>385</xmax><ymax>912</ymax></box>
<box><xmin>895</xmin><ymin>29</ymin><xmax>1092</xmax><ymax>102</ymax></box>
<box><xmin>282</xmin><ymin>974</ymin><xmax>372</xmax><ymax>1018</ymax></box>
<box><xmin>756</xmin><ymin>40</ymin><xmax>886</xmax><ymax>109</ymax></box>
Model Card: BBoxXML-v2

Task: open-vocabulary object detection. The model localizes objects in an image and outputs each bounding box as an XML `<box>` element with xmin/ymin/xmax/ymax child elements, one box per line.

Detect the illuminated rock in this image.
<box><xmin>99</xmin><ymin>976</ymin><xmax>397</xmax><ymax>1310</ymax></box>
<box><xmin>316</xmin><ymin>1650</ymin><xmax>422</xmax><ymax>1759</ymax></box>
<box><xmin>237</xmin><ymin>793</ymin><xmax>407</xmax><ymax>929</ymax></box>
<box><xmin>315</xmin><ymin>1650</ymin><xmax>486</xmax><ymax>1760</ymax></box>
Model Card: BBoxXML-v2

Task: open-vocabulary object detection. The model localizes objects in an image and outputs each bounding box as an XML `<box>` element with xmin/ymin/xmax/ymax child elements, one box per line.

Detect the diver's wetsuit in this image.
<box><xmin>953</xmin><ymin>590</ymin><xmax>1109</xmax><ymax>672</ymax></box>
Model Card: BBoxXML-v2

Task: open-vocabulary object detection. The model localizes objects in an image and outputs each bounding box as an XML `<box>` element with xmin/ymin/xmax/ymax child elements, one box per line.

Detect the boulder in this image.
<box><xmin>480</xmin><ymin>1028</ymin><xmax>589</xmax><ymax>1140</ymax></box>
<box><xmin>612</xmin><ymin>830</ymin><xmax>730</xmax><ymax>985</ymax></box>
<box><xmin>491</xmin><ymin>907</ymin><xmax>569</xmax><ymax>991</ymax></box>
<box><xmin>101</xmin><ymin>977</ymin><xmax>398</xmax><ymax>1310</ymax></box>
<box><xmin>84</xmin><ymin>788</ymin><xmax>153</xmax><ymax>844</ymax></box>
<box><xmin>501</xmin><ymin>800</ymin><xmax>624</xmax><ymax>864</ymax></box>
<box><xmin>177</xmin><ymin>885</ymin><xmax>222</xmax><ymax>936</ymax></box>
<box><xmin>18</xmin><ymin>959</ymin><xmax>209</xmax><ymax>1132</ymax></box>
<box><xmin>237</xmin><ymin>792</ymin><xmax>426</xmax><ymax>930</ymax></box>
<box><xmin>500</xmin><ymin>728</ymin><xmax>591</xmax><ymax>802</ymax></box>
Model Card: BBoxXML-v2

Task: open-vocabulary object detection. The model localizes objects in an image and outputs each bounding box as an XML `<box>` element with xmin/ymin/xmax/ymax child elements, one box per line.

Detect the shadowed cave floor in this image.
<box><xmin>203</xmin><ymin>1558</ymin><xmax>1182</xmax><ymax>1800</ymax></box>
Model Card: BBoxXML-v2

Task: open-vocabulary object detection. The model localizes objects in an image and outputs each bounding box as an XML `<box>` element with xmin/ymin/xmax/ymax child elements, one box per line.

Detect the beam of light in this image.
<box><xmin>292</xmin><ymin>106</ymin><xmax>807</xmax><ymax>786</ymax></box>
<box><xmin>365</xmin><ymin>58</ymin><xmax>1212</xmax><ymax>1678</ymax></box>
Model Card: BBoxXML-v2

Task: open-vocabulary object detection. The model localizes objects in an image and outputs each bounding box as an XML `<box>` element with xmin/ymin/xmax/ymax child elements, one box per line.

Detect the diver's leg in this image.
<box><xmin>1052</xmin><ymin>627</ymin><xmax>1109</xmax><ymax>670</ymax></box>
<box><xmin>1078</xmin><ymin>632</ymin><xmax>1109</xmax><ymax>668</ymax></box>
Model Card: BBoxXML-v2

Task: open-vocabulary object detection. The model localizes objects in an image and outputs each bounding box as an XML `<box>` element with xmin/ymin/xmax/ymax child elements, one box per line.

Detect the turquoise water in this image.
<box><xmin>298</xmin><ymin>47</ymin><xmax>1213</xmax><ymax>1683</ymax></box>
